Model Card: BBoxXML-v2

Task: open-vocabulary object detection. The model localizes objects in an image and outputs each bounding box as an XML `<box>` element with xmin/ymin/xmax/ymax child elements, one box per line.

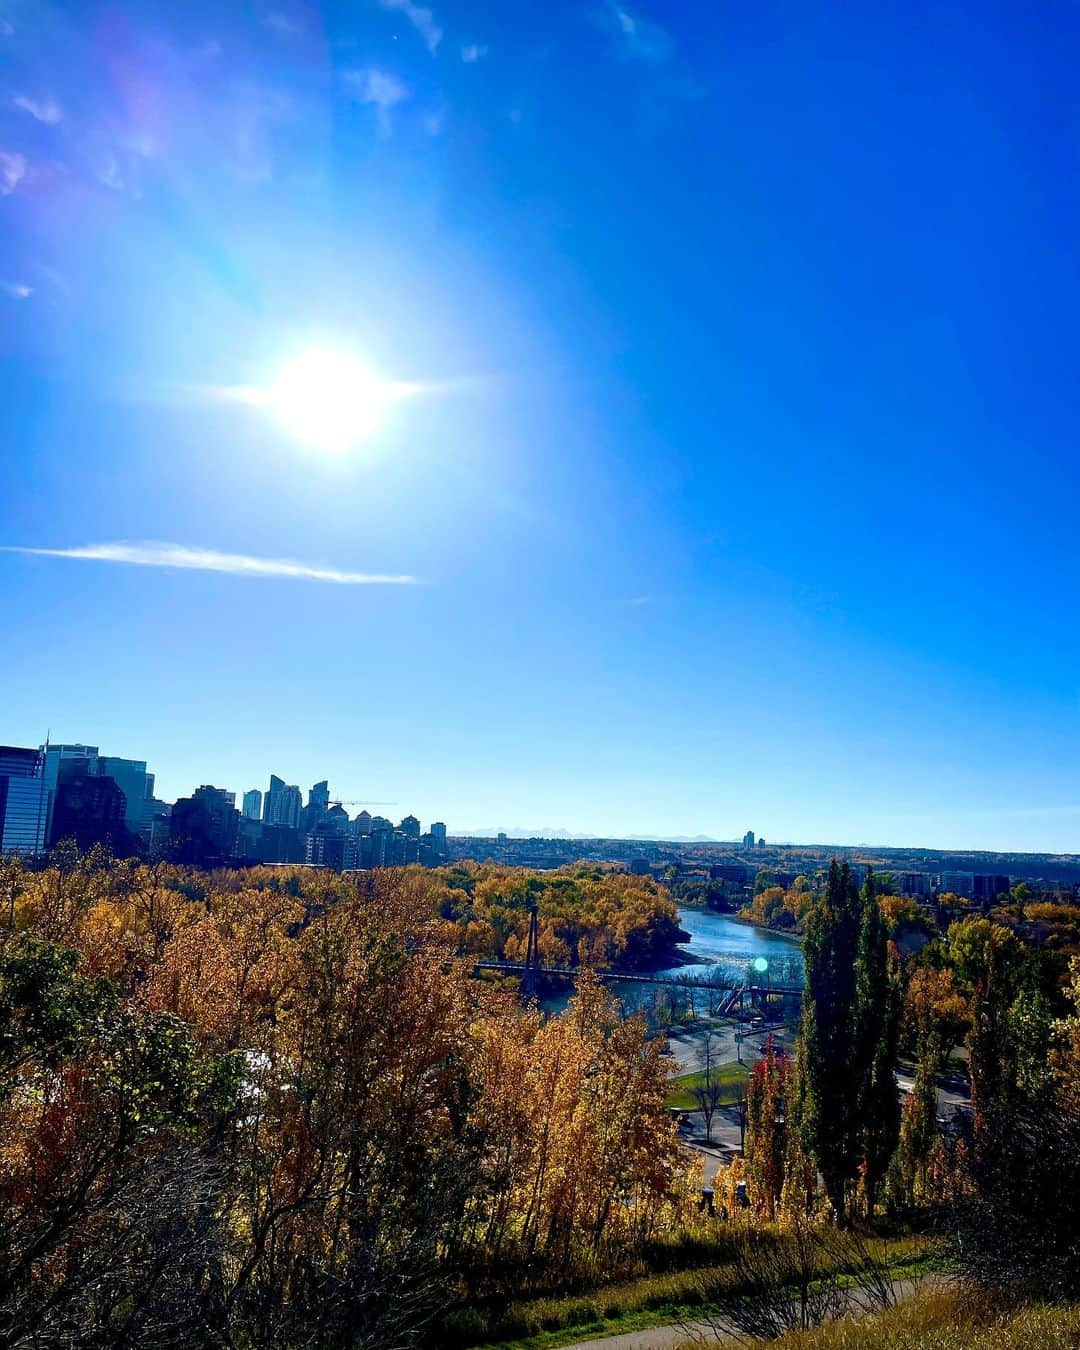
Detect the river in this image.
<box><xmin>542</xmin><ymin>905</ymin><xmax>803</xmax><ymax>1015</ymax></box>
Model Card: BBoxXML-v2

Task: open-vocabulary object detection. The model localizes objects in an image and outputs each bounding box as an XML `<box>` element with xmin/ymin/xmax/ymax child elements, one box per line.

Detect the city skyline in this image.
<box><xmin>3</xmin><ymin>731</ymin><xmax>1080</xmax><ymax>858</ymax></box>
<box><xmin>3</xmin><ymin>2</ymin><xmax>1080</xmax><ymax>853</ymax></box>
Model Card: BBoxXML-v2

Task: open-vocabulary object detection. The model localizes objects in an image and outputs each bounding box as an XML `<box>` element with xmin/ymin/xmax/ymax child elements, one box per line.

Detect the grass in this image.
<box><xmin>665</xmin><ymin>1061</ymin><xmax>749</xmax><ymax>1110</ymax></box>
<box><xmin>693</xmin><ymin>1287</ymin><xmax>1080</xmax><ymax>1349</ymax></box>
<box><xmin>440</xmin><ymin>1234</ymin><xmax>934</xmax><ymax>1350</ymax></box>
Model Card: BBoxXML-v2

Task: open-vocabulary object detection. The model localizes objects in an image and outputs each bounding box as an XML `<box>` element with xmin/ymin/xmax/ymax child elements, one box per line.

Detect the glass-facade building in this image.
<box><xmin>0</xmin><ymin>776</ymin><xmax>50</xmax><ymax>855</ymax></box>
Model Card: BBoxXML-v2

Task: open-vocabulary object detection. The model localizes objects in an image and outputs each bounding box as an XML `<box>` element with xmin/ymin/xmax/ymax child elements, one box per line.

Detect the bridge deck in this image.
<box><xmin>473</xmin><ymin>959</ymin><xmax>801</xmax><ymax>994</ymax></box>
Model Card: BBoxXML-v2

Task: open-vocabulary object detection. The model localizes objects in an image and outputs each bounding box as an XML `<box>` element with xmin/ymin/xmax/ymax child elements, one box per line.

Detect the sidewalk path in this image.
<box><xmin>559</xmin><ymin>1277</ymin><xmax>932</xmax><ymax>1349</ymax></box>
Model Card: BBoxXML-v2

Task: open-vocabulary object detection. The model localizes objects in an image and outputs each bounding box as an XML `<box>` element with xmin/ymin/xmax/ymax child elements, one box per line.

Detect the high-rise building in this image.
<box><xmin>973</xmin><ymin>874</ymin><xmax>1011</xmax><ymax>904</ymax></box>
<box><xmin>0</xmin><ymin>776</ymin><xmax>50</xmax><ymax>855</ymax></box>
<box><xmin>430</xmin><ymin>821</ymin><xmax>447</xmax><ymax>854</ymax></box>
<box><xmin>263</xmin><ymin>774</ymin><xmax>302</xmax><ymax>829</ymax></box>
<box><xmin>305</xmin><ymin>829</ymin><xmax>359</xmax><ymax>870</ymax></box>
<box><xmin>170</xmin><ymin>785</ymin><xmax>239</xmax><ymax>862</ymax></box>
<box><xmin>242</xmin><ymin>789</ymin><xmax>262</xmax><ymax>820</ymax></box>
<box><xmin>98</xmin><ymin>757</ymin><xmax>152</xmax><ymax>838</ymax></box>
<box><xmin>743</xmin><ymin>830</ymin><xmax>756</xmax><ymax>849</ymax></box>
<box><xmin>938</xmin><ymin>871</ymin><xmax>975</xmax><ymax>899</ymax></box>
<box><xmin>399</xmin><ymin>814</ymin><xmax>421</xmax><ymax>840</ymax></box>
<box><xmin>353</xmin><ymin>809</ymin><xmax>372</xmax><ymax>837</ymax></box>
<box><xmin>309</xmin><ymin>780</ymin><xmax>330</xmax><ymax>811</ymax></box>
<box><xmin>0</xmin><ymin>745</ymin><xmax>40</xmax><ymax>778</ymax></box>
<box><xmin>50</xmin><ymin>773</ymin><xmax>130</xmax><ymax>852</ymax></box>
<box><xmin>899</xmin><ymin>872</ymin><xmax>931</xmax><ymax>898</ymax></box>
<box><xmin>40</xmin><ymin>744</ymin><xmax>100</xmax><ymax>791</ymax></box>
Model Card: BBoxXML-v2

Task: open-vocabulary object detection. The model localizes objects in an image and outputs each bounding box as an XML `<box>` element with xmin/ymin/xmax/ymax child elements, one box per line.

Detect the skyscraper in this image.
<box><xmin>242</xmin><ymin>788</ymin><xmax>262</xmax><ymax>820</ymax></box>
<box><xmin>98</xmin><ymin>756</ymin><xmax>152</xmax><ymax>838</ymax></box>
<box><xmin>743</xmin><ymin>830</ymin><xmax>755</xmax><ymax>849</ymax></box>
<box><xmin>50</xmin><ymin>773</ymin><xmax>130</xmax><ymax>852</ymax></box>
<box><xmin>263</xmin><ymin>774</ymin><xmax>302</xmax><ymax>829</ymax></box>
<box><xmin>170</xmin><ymin>785</ymin><xmax>239</xmax><ymax>862</ymax></box>
<box><xmin>0</xmin><ymin>747</ymin><xmax>49</xmax><ymax>856</ymax></box>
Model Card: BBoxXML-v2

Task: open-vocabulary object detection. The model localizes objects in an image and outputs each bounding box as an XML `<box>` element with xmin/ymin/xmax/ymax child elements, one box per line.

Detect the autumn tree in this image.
<box><xmin>744</xmin><ymin>1037</ymin><xmax>790</xmax><ymax>1219</ymax></box>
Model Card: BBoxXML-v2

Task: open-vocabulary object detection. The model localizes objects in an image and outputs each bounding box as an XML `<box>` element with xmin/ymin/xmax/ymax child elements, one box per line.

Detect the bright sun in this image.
<box><xmin>269</xmin><ymin>349</ymin><xmax>390</xmax><ymax>452</ymax></box>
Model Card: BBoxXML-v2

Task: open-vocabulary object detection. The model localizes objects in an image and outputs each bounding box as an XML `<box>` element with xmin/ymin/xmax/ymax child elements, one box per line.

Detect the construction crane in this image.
<box><xmin>330</xmin><ymin>799</ymin><xmax>398</xmax><ymax>808</ymax></box>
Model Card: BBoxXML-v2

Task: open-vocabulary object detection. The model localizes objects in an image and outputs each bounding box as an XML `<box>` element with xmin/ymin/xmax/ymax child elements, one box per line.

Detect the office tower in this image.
<box><xmin>50</xmin><ymin>773</ymin><xmax>130</xmax><ymax>852</ymax></box>
<box><xmin>0</xmin><ymin>745</ymin><xmax>40</xmax><ymax>778</ymax></box>
<box><xmin>170</xmin><ymin>785</ymin><xmax>239</xmax><ymax>862</ymax></box>
<box><xmin>309</xmin><ymin>780</ymin><xmax>330</xmax><ymax>811</ymax></box>
<box><xmin>263</xmin><ymin>774</ymin><xmax>301</xmax><ymax>829</ymax></box>
<box><xmin>0</xmin><ymin>750</ymin><xmax>50</xmax><ymax>856</ymax></box>
<box><xmin>757</xmin><ymin>837</ymin><xmax>766</xmax><ymax>848</ymax></box>
<box><xmin>399</xmin><ymin>814</ymin><xmax>421</xmax><ymax>840</ymax></box>
<box><xmin>743</xmin><ymin>830</ymin><xmax>755</xmax><ymax>849</ymax></box>
<box><xmin>40</xmin><ymin>744</ymin><xmax>100</xmax><ymax>791</ymax></box>
<box><xmin>98</xmin><ymin>757</ymin><xmax>152</xmax><ymax>837</ymax></box>
<box><xmin>430</xmin><ymin>821</ymin><xmax>447</xmax><ymax>854</ymax></box>
<box><xmin>325</xmin><ymin>803</ymin><xmax>350</xmax><ymax>833</ymax></box>
<box><xmin>242</xmin><ymin>789</ymin><xmax>262</xmax><ymax>820</ymax></box>
<box><xmin>353</xmin><ymin>809</ymin><xmax>372</xmax><ymax>837</ymax></box>
<box><xmin>369</xmin><ymin>819</ymin><xmax>391</xmax><ymax>867</ymax></box>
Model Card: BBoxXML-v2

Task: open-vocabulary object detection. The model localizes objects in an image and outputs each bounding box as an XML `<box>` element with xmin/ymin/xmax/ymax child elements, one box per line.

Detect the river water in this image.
<box><xmin>542</xmin><ymin>906</ymin><xmax>803</xmax><ymax>1015</ymax></box>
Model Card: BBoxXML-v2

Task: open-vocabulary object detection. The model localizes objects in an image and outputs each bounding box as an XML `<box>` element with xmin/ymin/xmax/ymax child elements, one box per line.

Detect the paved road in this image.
<box><xmin>560</xmin><ymin>1278</ymin><xmax>933</xmax><ymax>1349</ymax></box>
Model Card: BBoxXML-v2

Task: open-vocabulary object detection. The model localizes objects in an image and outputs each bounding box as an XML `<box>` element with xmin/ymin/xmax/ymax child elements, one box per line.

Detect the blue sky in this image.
<box><xmin>2</xmin><ymin>0</ymin><xmax>1079</xmax><ymax>849</ymax></box>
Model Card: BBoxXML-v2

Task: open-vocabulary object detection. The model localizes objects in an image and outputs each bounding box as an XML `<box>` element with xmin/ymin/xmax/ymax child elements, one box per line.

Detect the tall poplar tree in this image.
<box><xmin>796</xmin><ymin>859</ymin><xmax>864</xmax><ymax>1222</ymax></box>
<box><xmin>854</xmin><ymin>870</ymin><xmax>900</xmax><ymax>1212</ymax></box>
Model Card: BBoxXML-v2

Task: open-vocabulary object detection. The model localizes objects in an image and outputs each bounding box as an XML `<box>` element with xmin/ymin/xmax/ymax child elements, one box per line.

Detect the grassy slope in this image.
<box><xmin>679</xmin><ymin>1288</ymin><xmax>1080</xmax><ymax>1349</ymax></box>
<box><xmin>452</xmin><ymin>1238</ymin><xmax>933</xmax><ymax>1350</ymax></box>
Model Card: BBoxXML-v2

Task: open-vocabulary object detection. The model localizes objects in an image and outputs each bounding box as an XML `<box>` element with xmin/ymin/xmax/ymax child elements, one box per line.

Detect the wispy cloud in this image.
<box><xmin>461</xmin><ymin>43</ymin><xmax>488</xmax><ymax>63</ymax></box>
<box><xmin>0</xmin><ymin>17</ymin><xmax>13</xmax><ymax>37</ymax></box>
<box><xmin>2</xmin><ymin>542</ymin><xmax>420</xmax><ymax>586</ymax></box>
<box><xmin>13</xmin><ymin>93</ymin><xmax>62</xmax><ymax>124</ymax></box>
<box><xmin>378</xmin><ymin>0</ymin><xmax>442</xmax><ymax>55</ymax></box>
<box><xmin>1</xmin><ymin>280</ymin><xmax>31</xmax><ymax>299</ymax></box>
<box><xmin>0</xmin><ymin>150</ymin><xmax>25</xmax><ymax>194</ymax></box>
<box><xmin>598</xmin><ymin>0</ymin><xmax>675</xmax><ymax>63</ymax></box>
<box><xmin>264</xmin><ymin>10</ymin><xmax>301</xmax><ymax>35</ymax></box>
<box><xmin>343</xmin><ymin>68</ymin><xmax>409</xmax><ymax>137</ymax></box>
<box><xmin>629</xmin><ymin>594</ymin><xmax>653</xmax><ymax>606</ymax></box>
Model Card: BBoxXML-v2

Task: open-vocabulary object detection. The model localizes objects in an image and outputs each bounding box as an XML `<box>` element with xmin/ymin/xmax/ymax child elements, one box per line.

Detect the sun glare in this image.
<box><xmin>269</xmin><ymin>349</ymin><xmax>390</xmax><ymax>452</ymax></box>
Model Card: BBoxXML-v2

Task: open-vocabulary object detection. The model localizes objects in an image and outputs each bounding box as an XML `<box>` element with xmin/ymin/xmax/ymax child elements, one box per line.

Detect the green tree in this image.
<box><xmin>795</xmin><ymin>860</ymin><xmax>865</xmax><ymax>1222</ymax></box>
<box><xmin>854</xmin><ymin>870</ymin><xmax>900</xmax><ymax>1213</ymax></box>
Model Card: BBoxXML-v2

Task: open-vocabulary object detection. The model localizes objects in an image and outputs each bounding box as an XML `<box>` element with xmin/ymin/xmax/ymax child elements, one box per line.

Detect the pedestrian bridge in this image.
<box><xmin>473</xmin><ymin>953</ymin><xmax>803</xmax><ymax>997</ymax></box>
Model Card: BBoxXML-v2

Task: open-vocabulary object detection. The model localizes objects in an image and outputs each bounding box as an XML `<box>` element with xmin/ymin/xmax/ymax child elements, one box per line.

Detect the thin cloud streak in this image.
<box><xmin>378</xmin><ymin>0</ymin><xmax>443</xmax><ymax>54</ymax></box>
<box><xmin>2</xmin><ymin>542</ymin><xmax>420</xmax><ymax>585</ymax></box>
<box><xmin>13</xmin><ymin>93</ymin><xmax>62</xmax><ymax>123</ymax></box>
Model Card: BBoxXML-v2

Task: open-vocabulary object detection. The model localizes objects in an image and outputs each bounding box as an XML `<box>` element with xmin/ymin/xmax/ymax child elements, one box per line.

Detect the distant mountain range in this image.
<box><xmin>450</xmin><ymin>828</ymin><xmax>724</xmax><ymax>843</ymax></box>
